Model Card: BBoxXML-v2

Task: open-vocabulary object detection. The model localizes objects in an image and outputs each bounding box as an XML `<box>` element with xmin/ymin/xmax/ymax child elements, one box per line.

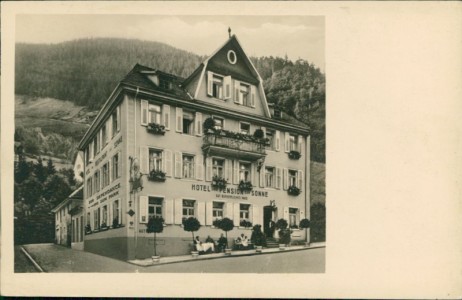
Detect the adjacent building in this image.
<box><xmin>77</xmin><ymin>35</ymin><xmax>311</xmax><ymax>260</ymax></box>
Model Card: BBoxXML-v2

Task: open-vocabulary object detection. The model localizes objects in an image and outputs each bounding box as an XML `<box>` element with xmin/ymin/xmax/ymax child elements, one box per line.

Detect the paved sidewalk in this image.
<box><xmin>129</xmin><ymin>242</ymin><xmax>326</xmax><ymax>266</ymax></box>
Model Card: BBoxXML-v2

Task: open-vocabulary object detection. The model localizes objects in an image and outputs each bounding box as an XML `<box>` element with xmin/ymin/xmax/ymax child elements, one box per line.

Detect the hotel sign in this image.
<box><xmin>191</xmin><ymin>184</ymin><xmax>269</xmax><ymax>200</ymax></box>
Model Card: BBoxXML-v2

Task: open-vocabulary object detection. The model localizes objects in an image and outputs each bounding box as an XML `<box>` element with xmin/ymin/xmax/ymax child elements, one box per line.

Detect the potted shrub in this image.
<box><xmin>203</xmin><ymin>117</ymin><xmax>216</xmax><ymax>133</ymax></box>
<box><xmin>146</xmin><ymin>123</ymin><xmax>166</xmax><ymax>135</ymax></box>
<box><xmin>146</xmin><ymin>216</ymin><xmax>164</xmax><ymax>262</ymax></box>
<box><xmin>288</xmin><ymin>150</ymin><xmax>301</xmax><ymax>160</ymax></box>
<box><xmin>288</xmin><ymin>185</ymin><xmax>301</xmax><ymax>196</ymax></box>
<box><xmin>238</xmin><ymin>180</ymin><xmax>253</xmax><ymax>193</ymax></box>
<box><xmin>253</xmin><ymin>129</ymin><xmax>264</xmax><ymax>139</ymax></box>
<box><xmin>275</xmin><ymin>218</ymin><xmax>290</xmax><ymax>250</ymax></box>
<box><xmin>211</xmin><ymin>175</ymin><xmax>227</xmax><ymax>190</ymax></box>
<box><xmin>299</xmin><ymin>218</ymin><xmax>311</xmax><ymax>247</ymax></box>
<box><xmin>250</xmin><ymin>224</ymin><xmax>266</xmax><ymax>253</ymax></box>
<box><xmin>182</xmin><ymin>217</ymin><xmax>201</xmax><ymax>257</ymax></box>
<box><xmin>216</xmin><ymin>217</ymin><xmax>234</xmax><ymax>255</ymax></box>
<box><xmin>148</xmin><ymin>169</ymin><xmax>166</xmax><ymax>182</ymax></box>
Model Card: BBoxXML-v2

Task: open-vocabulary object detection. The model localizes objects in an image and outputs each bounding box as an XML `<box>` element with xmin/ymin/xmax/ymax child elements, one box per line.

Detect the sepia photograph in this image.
<box><xmin>12</xmin><ymin>14</ymin><xmax>326</xmax><ymax>273</ymax></box>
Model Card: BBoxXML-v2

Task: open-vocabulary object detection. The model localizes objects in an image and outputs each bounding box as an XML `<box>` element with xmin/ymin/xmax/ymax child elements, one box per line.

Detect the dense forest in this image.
<box><xmin>15</xmin><ymin>38</ymin><xmax>325</xmax><ymax>162</ymax></box>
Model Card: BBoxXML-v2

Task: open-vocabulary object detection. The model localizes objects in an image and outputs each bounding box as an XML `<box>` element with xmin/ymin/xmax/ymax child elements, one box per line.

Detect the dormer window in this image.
<box><xmin>159</xmin><ymin>77</ymin><xmax>171</xmax><ymax>90</ymax></box>
<box><xmin>212</xmin><ymin>75</ymin><xmax>224</xmax><ymax>99</ymax></box>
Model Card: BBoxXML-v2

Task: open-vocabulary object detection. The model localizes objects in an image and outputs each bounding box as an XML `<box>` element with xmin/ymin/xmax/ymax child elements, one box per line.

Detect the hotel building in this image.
<box><xmin>77</xmin><ymin>35</ymin><xmax>311</xmax><ymax>260</ymax></box>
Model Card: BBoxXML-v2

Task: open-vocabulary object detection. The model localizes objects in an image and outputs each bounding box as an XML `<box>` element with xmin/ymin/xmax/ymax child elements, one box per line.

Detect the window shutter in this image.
<box><xmin>227</xmin><ymin>159</ymin><xmax>233</xmax><ymax>183</ymax></box>
<box><xmin>283</xmin><ymin>206</ymin><xmax>289</xmax><ymax>221</ymax></box>
<box><xmin>195</xmin><ymin>155</ymin><xmax>204</xmax><ymax>180</ymax></box>
<box><xmin>141</xmin><ymin>100</ymin><xmax>148</xmax><ymax>125</ymax></box>
<box><xmin>139</xmin><ymin>196</ymin><xmax>148</xmax><ymax>223</ymax></box>
<box><xmin>259</xmin><ymin>165</ymin><xmax>265</xmax><ymax>188</ymax></box>
<box><xmin>163</xmin><ymin>104</ymin><xmax>170</xmax><ymax>130</ymax></box>
<box><xmin>174</xmin><ymin>151</ymin><xmax>182</xmax><ymax>178</ymax></box>
<box><xmin>207</xmin><ymin>71</ymin><xmax>213</xmax><ymax>97</ymax></box>
<box><xmin>283</xmin><ymin>168</ymin><xmax>289</xmax><ymax>190</ymax></box>
<box><xmin>224</xmin><ymin>76</ymin><xmax>232</xmax><ymax>100</ymax></box>
<box><xmin>298</xmin><ymin>170</ymin><xmax>304</xmax><ymax>190</ymax></box>
<box><xmin>276</xmin><ymin>167</ymin><xmax>282</xmax><ymax>189</ymax></box>
<box><xmin>252</xmin><ymin>205</ymin><xmax>261</xmax><ymax>226</ymax></box>
<box><xmin>225</xmin><ymin>202</ymin><xmax>233</xmax><ymax>219</ymax></box>
<box><xmin>250</xmin><ymin>85</ymin><xmax>256</xmax><ymax>107</ymax></box>
<box><xmin>176</xmin><ymin>107</ymin><xmax>183</xmax><ymax>132</ymax></box>
<box><xmin>164</xmin><ymin>149</ymin><xmax>173</xmax><ymax>177</ymax></box>
<box><xmin>275</xmin><ymin>130</ymin><xmax>280</xmax><ymax>151</ymax></box>
<box><xmin>165</xmin><ymin>199</ymin><xmax>174</xmax><ymax>224</ymax></box>
<box><xmin>174</xmin><ymin>198</ymin><xmax>183</xmax><ymax>224</ymax></box>
<box><xmin>197</xmin><ymin>201</ymin><xmax>206</xmax><ymax>224</ymax></box>
<box><xmin>205</xmin><ymin>157</ymin><xmax>213</xmax><ymax>182</ymax></box>
<box><xmin>195</xmin><ymin>112</ymin><xmax>202</xmax><ymax>136</ymax></box>
<box><xmin>234</xmin><ymin>80</ymin><xmax>240</xmax><ymax>103</ymax></box>
<box><xmin>233</xmin><ymin>160</ymin><xmax>239</xmax><ymax>184</ymax></box>
<box><xmin>116</xmin><ymin>106</ymin><xmax>121</xmax><ymax>132</ymax></box>
<box><xmin>284</xmin><ymin>132</ymin><xmax>290</xmax><ymax>152</ymax></box>
<box><xmin>206</xmin><ymin>202</ymin><xmax>213</xmax><ymax>225</ymax></box>
<box><xmin>261</xmin><ymin>126</ymin><xmax>266</xmax><ymax>137</ymax></box>
<box><xmin>233</xmin><ymin>203</ymin><xmax>240</xmax><ymax>225</ymax></box>
<box><xmin>140</xmin><ymin>146</ymin><xmax>148</xmax><ymax>174</ymax></box>
<box><xmin>252</xmin><ymin>163</ymin><xmax>258</xmax><ymax>187</ymax></box>
<box><xmin>107</xmin><ymin>116</ymin><xmax>112</xmax><ymax>140</ymax></box>
<box><xmin>298</xmin><ymin>135</ymin><xmax>303</xmax><ymax>153</ymax></box>
<box><xmin>89</xmin><ymin>142</ymin><xmax>94</xmax><ymax>161</ymax></box>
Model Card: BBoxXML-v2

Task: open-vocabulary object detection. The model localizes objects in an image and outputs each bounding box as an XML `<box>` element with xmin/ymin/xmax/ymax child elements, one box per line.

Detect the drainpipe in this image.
<box><xmin>134</xmin><ymin>87</ymin><xmax>139</xmax><ymax>258</ymax></box>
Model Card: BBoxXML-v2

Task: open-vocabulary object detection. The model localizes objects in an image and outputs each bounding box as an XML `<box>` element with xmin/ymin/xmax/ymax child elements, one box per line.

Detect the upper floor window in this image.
<box><xmin>149</xmin><ymin>149</ymin><xmax>163</xmax><ymax>172</ymax></box>
<box><xmin>112</xmin><ymin>106</ymin><xmax>120</xmax><ymax>137</ymax></box>
<box><xmin>159</xmin><ymin>78</ymin><xmax>171</xmax><ymax>90</ymax></box>
<box><xmin>239</xmin><ymin>83</ymin><xmax>251</xmax><ymax>107</ymax></box>
<box><xmin>265</xmin><ymin>166</ymin><xmax>275</xmax><ymax>188</ymax></box>
<box><xmin>149</xmin><ymin>104</ymin><xmax>161</xmax><ymax>124</ymax></box>
<box><xmin>182</xmin><ymin>199</ymin><xmax>195</xmax><ymax>219</ymax></box>
<box><xmin>93</xmin><ymin>135</ymin><xmax>99</xmax><ymax>155</ymax></box>
<box><xmin>94</xmin><ymin>170</ymin><xmax>100</xmax><ymax>193</ymax></box>
<box><xmin>239</xmin><ymin>162</ymin><xmax>251</xmax><ymax>182</ymax></box>
<box><xmin>182</xmin><ymin>111</ymin><xmax>195</xmax><ymax>135</ymax></box>
<box><xmin>148</xmin><ymin>197</ymin><xmax>163</xmax><ymax>219</ymax></box>
<box><xmin>266</xmin><ymin>129</ymin><xmax>275</xmax><ymax>150</ymax></box>
<box><xmin>289</xmin><ymin>134</ymin><xmax>298</xmax><ymax>151</ymax></box>
<box><xmin>212</xmin><ymin>75</ymin><xmax>224</xmax><ymax>99</ymax></box>
<box><xmin>212</xmin><ymin>158</ymin><xmax>225</xmax><ymax>178</ymax></box>
<box><xmin>289</xmin><ymin>169</ymin><xmax>297</xmax><ymax>187</ymax></box>
<box><xmin>240</xmin><ymin>122</ymin><xmax>250</xmax><ymax>135</ymax></box>
<box><xmin>102</xmin><ymin>163</ymin><xmax>109</xmax><ymax>188</ymax></box>
<box><xmin>87</xmin><ymin>177</ymin><xmax>93</xmax><ymax>198</ymax></box>
<box><xmin>101</xmin><ymin>125</ymin><xmax>107</xmax><ymax>146</ymax></box>
<box><xmin>213</xmin><ymin>117</ymin><xmax>224</xmax><ymax>130</ymax></box>
<box><xmin>182</xmin><ymin>154</ymin><xmax>195</xmax><ymax>179</ymax></box>
<box><xmin>112</xmin><ymin>153</ymin><xmax>120</xmax><ymax>179</ymax></box>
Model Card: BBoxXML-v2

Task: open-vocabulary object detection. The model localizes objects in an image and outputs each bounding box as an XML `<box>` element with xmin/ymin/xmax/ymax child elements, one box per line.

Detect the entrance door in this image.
<box><xmin>263</xmin><ymin>206</ymin><xmax>274</xmax><ymax>237</ymax></box>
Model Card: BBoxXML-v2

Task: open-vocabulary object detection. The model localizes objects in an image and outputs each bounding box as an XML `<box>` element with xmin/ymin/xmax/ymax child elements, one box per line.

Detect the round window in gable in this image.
<box><xmin>227</xmin><ymin>50</ymin><xmax>237</xmax><ymax>64</ymax></box>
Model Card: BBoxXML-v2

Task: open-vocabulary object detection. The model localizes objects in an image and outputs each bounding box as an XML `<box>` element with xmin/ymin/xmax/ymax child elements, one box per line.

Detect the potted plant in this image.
<box><xmin>288</xmin><ymin>185</ymin><xmax>301</xmax><ymax>196</ymax></box>
<box><xmin>146</xmin><ymin>123</ymin><xmax>166</xmax><ymax>135</ymax></box>
<box><xmin>275</xmin><ymin>218</ymin><xmax>290</xmax><ymax>250</ymax></box>
<box><xmin>100</xmin><ymin>222</ymin><xmax>108</xmax><ymax>231</ymax></box>
<box><xmin>146</xmin><ymin>216</ymin><xmax>164</xmax><ymax>262</ymax></box>
<box><xmin>203</xmin><ymin>117</ymin><xmax>216</xmax><ymax>133</ymax></box>
<box><xmin>211</xmin><ymin>175</ymin><xmax>227</xmax><ymax>190</ymax></box>
<box><xmin>250</xmin><ymin>224</ymin><xmax>266</xmax><ymax>253</ymax></box>
<box><xmin>148</xmin><ymin>169</ymin><xmax>166</xmax><ymax>182</ymax></box>
<box><xmin>182</xmin><ymin>217</ymin><xmax>201</xmax><ymax>257</ymax></box>
<box><xmin>239</xmin><ymin>219</ymin><xmax>253</xmax><ymax>228</ymax></box>
<box><xmin>216</xmin><ymin>217</ymin><xmax>234</xmax><ymax>255</ymax></box>
<box><xmin>238</xmin><ymin>180</ymin><xmax>253</xmax><ymax>193</ymax></box>
<box><xmin>288</xmin><ymin>150</ymin><xmax>301</xmax><ymax>160</ymax></box>
<box><xmin>299</xmin><ymin>218</ymin><xmax>311</xmax><ymax>247</ymax></box>
<box><xmin>253</xmin><ymin>129</ymin><xmax>264</xmax><ymax>139</ymax></box>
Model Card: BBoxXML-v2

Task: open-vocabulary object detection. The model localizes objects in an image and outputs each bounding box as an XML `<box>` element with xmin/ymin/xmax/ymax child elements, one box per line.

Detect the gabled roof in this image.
<box><xmin>51</xmin><ymin>186</ymin><xmax>83</xmax><ymax>213</ymax></box>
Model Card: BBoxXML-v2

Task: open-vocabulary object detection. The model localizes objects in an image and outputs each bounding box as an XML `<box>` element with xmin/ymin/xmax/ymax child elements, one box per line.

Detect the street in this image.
<box><xmin>16</xmin><ymin>243</ymin><xmax>325</xmax><ymax>273</ymax></box>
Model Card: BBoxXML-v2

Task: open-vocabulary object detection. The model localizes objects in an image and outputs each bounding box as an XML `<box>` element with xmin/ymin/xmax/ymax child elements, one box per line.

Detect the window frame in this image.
<box><xmin>212</xmin><ymin>75</ymin><xmax>224</xmax><ymax>99</ymax></box>
<box><xmin>182</xmin><ymin>199</ymin><xmax>196</xmax><ymax>219</ymax></box>
<box><xmin>149</xmin><ymin>148</ymin><xmax>163</xmax><ymax>173</ymax></box>
<box><xmin>148</xmin><ymin>196</ymin><xmax>164</xmax><ymax>219</ymax></box>
<box><xmin>288</xmin><ymin>169</ymin><xmax>298</xmax><ymax>187</ymax></box>
<box><xmin>182</xmin><ymin>154</ymin><xmax>195</xmax><ymax>179</ymax></box>
<box><xmin>148</xmin><ymin>103</ymin><xmax>162</xmax><ymax>125</ymax></box>
<box><xmin>112</xmin><ymin>153</ymin><xmax>120</xmax><ymax>180</ymax></box>
<box><xmin>265</xmin><ymin>166</ymin><xmax>275</xmax><ymax>188</ymax></box>
<box><xmin>289</xmin><ymin>207</ymin><xmax>299</xmax><ymax>228</ymax></box>
<box><xmin>212</xmin><ymin>201</ymin><xmax>224</xmax><ymax>220</ymax></box>
<box><xmin>239</xmin><ymin>203</ymin><xmax>251</xmax><ymax>222</ymax></box>
<box><xmin>239</xmin><ymin>122</ymin><xmax>251</xmax><ymax>135</ymax></box>
<box><xmin>239</xmin><ymin>161</ymin><xmax>252</xmax><ymax>182</ymax></box>
<box><xmin>182</xmin><ymin>110</ymin><xmax>195</xmax><ymax>135</ymax></box>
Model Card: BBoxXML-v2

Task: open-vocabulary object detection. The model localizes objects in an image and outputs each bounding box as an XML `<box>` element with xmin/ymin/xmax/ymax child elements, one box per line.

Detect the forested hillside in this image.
<box><xmin>15</xmin><ymin>38</ymin><xmax>325</xmax><ymax>162</ymax></box>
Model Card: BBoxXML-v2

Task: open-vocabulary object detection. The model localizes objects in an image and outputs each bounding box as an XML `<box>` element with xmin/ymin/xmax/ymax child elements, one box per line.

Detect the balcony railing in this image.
<box><xmin>202</xmin><ymin>132</ymin><xmax>267</xmax><ymax>160</ymax></box>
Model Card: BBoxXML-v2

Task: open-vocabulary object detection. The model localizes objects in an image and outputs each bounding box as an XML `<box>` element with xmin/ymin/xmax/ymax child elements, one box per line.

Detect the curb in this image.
<box><xmin>20</xmin><ymin>246</ymin><xmax>46</xmax><ymax>273</ymax></box>
<box><xmin>128</xmin><ymin>244</ymin><xmax>325</xmax><ymax>267</ymax></box>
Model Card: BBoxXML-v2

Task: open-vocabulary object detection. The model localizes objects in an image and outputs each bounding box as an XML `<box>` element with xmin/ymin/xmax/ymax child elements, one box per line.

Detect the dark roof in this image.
<box><xmin>121</xmin><ymin>64</ymin><xmax>190</xmax><ymax>99</ymax></box>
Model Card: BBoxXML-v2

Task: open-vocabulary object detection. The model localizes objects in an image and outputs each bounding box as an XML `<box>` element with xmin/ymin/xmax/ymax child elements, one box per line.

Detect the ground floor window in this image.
<box><xmin>240</xmin><ymin>204</ymin><xmax>250</xmax><ymax>222</ymax></box>
<box><xmin>94</xmin><ymin>208</ymin><xmax>100</xmax><ymax>230</ymax></box>
<box><xmin>182</xmin><ymin>199</ymin><xmax>195</xmax><ymax>220</ymax></box>
<box><xmin>213</xmin><ymin>201</ymin><xmax>224</xmax><ymax>219</ymax></box>
<box><xmin>113</xmin><ymin>200</ymin><xmax>120</xmax><ymax>226</ymax></box>
<box><xmin>102</xmin><ymin>205</ymin><xmax>108</xmax><ymax>225</ymax></box>
<box><xmin>149</xmin><ymin>197</ymin><xmax>163</xmax><ymax>219</ymax></box>
<box><xmin>289</xmin><ymin>207</ymin><xmax>298</xmax><ymax>228</ymax></box>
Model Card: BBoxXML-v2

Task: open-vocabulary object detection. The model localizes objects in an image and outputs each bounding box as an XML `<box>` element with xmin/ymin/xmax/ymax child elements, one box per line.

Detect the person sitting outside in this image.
<box><xmin>217</xmin><ymin>234</ymin><xmax>227</xmax><ymax>252</ymax></box>
<box><xmin>234</xmin><ymin>235</ymin><xmax>243</xmax><ymax>250</ymax></box>
<box><xmin>194</xmin><ymin>236</ymin><xmax>203</xmax><ymax>252</ymax></box>
<box><xmin>241</xmin><ymin>235</ymin><xmax>249</xmax><ymax>249</ymax></box>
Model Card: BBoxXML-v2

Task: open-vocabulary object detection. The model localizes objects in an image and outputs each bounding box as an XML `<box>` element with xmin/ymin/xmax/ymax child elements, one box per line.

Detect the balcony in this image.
<box><xmin>202</xmin><ymin>131</ymin><xmax>267</xmax><ymax>161</ymax></box>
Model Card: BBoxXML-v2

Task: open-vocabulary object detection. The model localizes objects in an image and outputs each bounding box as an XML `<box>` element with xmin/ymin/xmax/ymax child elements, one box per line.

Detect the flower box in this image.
<box><xmin>288</xmin><ymin>150</ymin><xmax>301</xmax><ymax>160</ymax></box>
<box><xmin>148</xmin><ymin>170</ymin><xmax>166</xmax><ymax>182</ymax></box>
<box><xmin>238</xmin><ymin>180</ymin><xmax>253</xmax><ymax>192</ymax></box>
<box><xmin>211</xmin><ymin>176</ymin><xmax>227</xmax><ymax>190</ymax></box>
<box><xmin>239</xmin><ymin>220</ymin><xmax>253</xmax><ymax>228</ymax></box>
<box><xmin>288</xmin><ymin>185</ymin><xmax>301</xmax><ymax>196</ymax></box>
<box><xmin>146</xmin><ymin>123</ymin><xmax>166</xmax><ymax>135</ymax></box>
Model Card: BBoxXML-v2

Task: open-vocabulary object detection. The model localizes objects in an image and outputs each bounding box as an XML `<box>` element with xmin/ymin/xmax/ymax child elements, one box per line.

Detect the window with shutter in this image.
<box><xmin>195</xmin><ymin>112</ymin><xmax>202</xmax><ymax>136</ymax></box>
<box><xmin>174</xmin><ymin>151</ymin><xmax>182</xmax><ymax>178</ymax></box>
<box><xmin>283</xmin><ymin>168</ymin><xmax>289</xmax><ymax>190</ymax></box>
<box><xmin>250</xmin><ymin>85</ymin><xmax>256</xmax><ymax>107</ymax></box>
<box><xmin>297</xmin><ymin>170</ymin><xmax>304</xmax><ymax>190</ymax></box>
<box><xmin>164</xmin><ymin>149</ymin><xmax>173</xmax><ymax>177</ymax></box>
<box><xmin>205</xmin><ymin>157</ymin><xmax>213</xmax><ymax>182</ymax></box>
<box><xmin>276</xmin><ymin>167</ymin><xmax>282</xmax><ymax>189</ymax></box>
<box><xmin>234</xmin><ymin>80</ymin><xmax>240</xmax><ymax>103</ymax></box>
<box><xmin>223</xmin><ymin>76</ymin><xmax>232</xmax><ymax>99</ymax></box>
<box><xmin>163</xmin><ymin>104</ymin><xmax>170</xmax><ymax>130</ymax></box>
<box><xmin>207</xmin><ymin>71</ymin><xmax>213</xmax><ymax>97</ymax></box>
<box><xmin>275</xmin><ymin>130</ymin><xmax>280</xmax><ymax>151</ymax></box>
<box><xmin>284</xmin><ymin>132</ymin><xmax>290</xmax><ymax>152</ymax></box>
<box><xmin>176</xmin><ymin>107</ymin><xmax>183</xmax><ymax>132</ymax></box>
<box><xmin>195</xmin><ymin>155</ymin><xmax>204</xmax><ymax>180</ymax></box>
